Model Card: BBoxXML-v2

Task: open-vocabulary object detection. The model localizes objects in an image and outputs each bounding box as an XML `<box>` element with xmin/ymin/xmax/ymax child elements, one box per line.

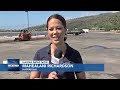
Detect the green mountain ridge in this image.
<box><xmin>1</xmin><ymin>12</ymin><xmax>120</xmax><ymax>32</ymax></box>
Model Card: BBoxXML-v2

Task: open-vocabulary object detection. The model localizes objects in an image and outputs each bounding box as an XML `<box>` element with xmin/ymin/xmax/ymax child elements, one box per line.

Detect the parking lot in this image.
<box><xmin>0</xmin><ymin>31</ymin><xmax>120</xmax><ymax>79</ymax></box>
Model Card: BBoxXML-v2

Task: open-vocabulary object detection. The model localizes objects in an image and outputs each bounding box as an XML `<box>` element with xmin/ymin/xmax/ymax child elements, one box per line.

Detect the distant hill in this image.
<box><xmin>66</xmin><ymin>12</ymin><xmax>120</xmax><ymax>31</ymax></box>
<box><xmin>1</xmin><ymin>12</ymin><xmax>120</xmax><ymax>32</ymax></box>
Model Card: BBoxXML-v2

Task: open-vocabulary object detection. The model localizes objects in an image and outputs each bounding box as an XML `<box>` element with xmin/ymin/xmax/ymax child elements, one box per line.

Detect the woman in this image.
<box><xmin>30</xmin><ymin>14</ymin><xmax>86</xmax><ymax>79</ymax></box>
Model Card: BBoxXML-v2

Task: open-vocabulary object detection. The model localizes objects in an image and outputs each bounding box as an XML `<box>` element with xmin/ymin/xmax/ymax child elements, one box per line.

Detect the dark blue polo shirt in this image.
<box><xmin>33</xmin><ymin>43</ymin><xmax>83</xmax><ymax>79</ymax></box>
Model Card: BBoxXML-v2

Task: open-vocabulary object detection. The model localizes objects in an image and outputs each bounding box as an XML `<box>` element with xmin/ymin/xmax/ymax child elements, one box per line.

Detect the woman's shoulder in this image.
<box><xmin>66</xmin><ymin>43</ymin><xmax>80</xmax><ymax>55</ymax></box>
<box><xmin>66</xmin><ymin>43</ymin><xmax>83</xmax><ymax>63</ymax></box>
<box><xmin>36</xmin><ymin>44</ymin><xmax>50</xmax><ymax>54</ymax></box>
<box><xmin>33</xmin><ymin>44</ymin><xmax>51</xmax><ymax>60</ymax></box>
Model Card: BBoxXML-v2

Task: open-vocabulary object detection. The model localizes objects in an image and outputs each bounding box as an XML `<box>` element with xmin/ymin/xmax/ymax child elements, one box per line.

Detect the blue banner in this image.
<box><xmin>0</xmin><ymin>64</ymin><xmax>8</xmax><ymax>71</ymax></box>
<box><xmin>0</xmin><ymin>64</ymin><xmax>104</xmax><ymax>72</ymax></box>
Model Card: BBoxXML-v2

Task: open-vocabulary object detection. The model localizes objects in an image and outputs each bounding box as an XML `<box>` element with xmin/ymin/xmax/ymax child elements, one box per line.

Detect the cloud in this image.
<box><xmin>80</xmin><ymin>11</ymin><xmax>101</xmax><ymax>17</ymax></box>
<box><xmin>65</xmin><ymin>16</ymin><xmax>74</xmax><ymax>20</ymax></box>
<box><xmin>110</xmin><ymin>11</ymin><xmax>120</xmax><ymax>13</ymax></box>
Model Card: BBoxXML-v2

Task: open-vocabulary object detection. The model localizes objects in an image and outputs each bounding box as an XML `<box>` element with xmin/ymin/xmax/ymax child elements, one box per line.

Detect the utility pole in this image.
<box><xmin>25</xmin><ymin>11</ymin><xmax>29</xmax><ymax>30</ymax></box>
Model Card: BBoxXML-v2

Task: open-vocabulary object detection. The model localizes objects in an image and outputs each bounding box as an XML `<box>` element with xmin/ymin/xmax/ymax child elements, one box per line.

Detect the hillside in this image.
<box><xmin>1</xmin><ymin>12</ymin><xmax>120</xmax><ymax>32</ymax></box>
<box><xmin>30</xmin><ymin>12</ymin><xmax>120</xmax><ymax>31</ymax></box>
<box><xmin>66</xmin><ymin>12</ymin><xmax>120</xmax><ymax>31</ymax></box>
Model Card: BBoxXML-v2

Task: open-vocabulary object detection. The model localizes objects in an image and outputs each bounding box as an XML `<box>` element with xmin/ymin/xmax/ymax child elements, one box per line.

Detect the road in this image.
<box><xmin>0</xmin><ymin>31</ymin><xmax>120</xmax><ymax>79</ymax></box>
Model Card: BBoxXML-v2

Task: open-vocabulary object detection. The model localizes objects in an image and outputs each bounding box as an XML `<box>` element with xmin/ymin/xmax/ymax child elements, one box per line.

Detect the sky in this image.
<box><xmin>0</xmin><ymin>11</ymin><xmax>119</xmax><ymax>30</ymax></box>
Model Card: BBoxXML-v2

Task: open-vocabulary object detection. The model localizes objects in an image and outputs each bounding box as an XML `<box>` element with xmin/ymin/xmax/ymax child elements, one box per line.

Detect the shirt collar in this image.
<box><xmin>46</xmin><ymin>43</ymin><xmax>71</xmax><ymax>56</ymax></box>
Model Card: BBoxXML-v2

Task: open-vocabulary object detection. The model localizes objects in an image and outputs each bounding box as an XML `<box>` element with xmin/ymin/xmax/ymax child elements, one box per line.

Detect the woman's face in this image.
<box><xmin>47</xmin><ymin>18</ymin><xmax>66</xmax><ymax>45</ymax></box>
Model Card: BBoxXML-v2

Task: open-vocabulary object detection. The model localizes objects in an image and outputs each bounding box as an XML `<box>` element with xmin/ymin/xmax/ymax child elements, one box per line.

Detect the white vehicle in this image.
<box><xmin>82</xmin><ymin>29</ymin><xmax>89</xmax><ymax>33</ymax></box>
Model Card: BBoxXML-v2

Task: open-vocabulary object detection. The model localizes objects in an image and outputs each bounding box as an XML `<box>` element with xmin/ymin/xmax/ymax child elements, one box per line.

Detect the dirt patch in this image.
<box><xmin>86</xmin><ymin>72</ymin><xmax>119</xmax><ymax>79</ymax></box>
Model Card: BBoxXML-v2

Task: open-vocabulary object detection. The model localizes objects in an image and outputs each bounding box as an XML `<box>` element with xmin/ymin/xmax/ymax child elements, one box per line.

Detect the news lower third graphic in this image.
<box><xmin>0</xmin><ymin>59</ymin><xmax>104</xmax><ymax>72</ymax></box>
